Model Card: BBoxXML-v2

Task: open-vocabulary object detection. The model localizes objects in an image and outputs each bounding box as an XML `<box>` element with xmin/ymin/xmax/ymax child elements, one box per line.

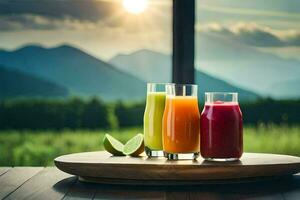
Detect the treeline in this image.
<box><xmin>0</xmin><ymin>98</ymin><xmax>109</xmax><ymax>130</ymax></box>
<box><xmin>0</xmin><ymin>98</ymin><xmax>299</xmax><ymax>130</ymax></box>
<box><xmin>241</xmin><ymin>98</ymin><xmax>300</xmax><ymax>125</ymax></box>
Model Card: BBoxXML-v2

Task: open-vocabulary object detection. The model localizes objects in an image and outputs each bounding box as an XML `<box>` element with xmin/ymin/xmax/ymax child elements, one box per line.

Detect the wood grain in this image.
<box><xmin>54</xmin><ymin>151</ymin><xmax>300</xmax><ymax>185</ymax></box>
<box><xmin>5</xmin><ymin>167</ymin><xmax>76</xmax><ymax>200</ymax></box>
<box><xmin>0</xmin><ymin>167</ymin><xmax>43</xmax><ymax>199</ymax></box>
<box><xmin>0</xmin><ymin>168</ymin><xmax>299</xmax><ymax>200</ymax></box>
<box><xmin>282</xmin><ymin>173</ymin><xmax>300</xmax><ymax>200</ymax></box>
<box><xmin>0</xmin><ymin>167</ymin><xmax>10</xmax><ymax>176</ymax></box>
<box><xmin>90</xmin><ymin>176</ymin><xmax>300</xmax><ymax>200</ymax></box>
<box><xmin>94</xmin><ymin>187</ymin><xmax>165</xmax><ymax>200</ymax></box>
<box><xmin>62</xmin><ymin>179</ymin><xmax>97</xmax><ymax>200</ymax></box>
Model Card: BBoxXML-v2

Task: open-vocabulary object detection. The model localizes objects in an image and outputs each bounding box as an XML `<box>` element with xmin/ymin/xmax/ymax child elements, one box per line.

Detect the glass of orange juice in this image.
<box><xmin>163</xmin><ymin>84</ymin><xmax>200</xmax><ymax>160</ymax></box>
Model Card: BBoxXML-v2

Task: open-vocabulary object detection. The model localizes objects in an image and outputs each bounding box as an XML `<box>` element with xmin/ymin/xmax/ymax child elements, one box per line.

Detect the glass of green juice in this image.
<box><xmin>144</xmin><ymin>83</ymin><xmax>168</xmax><ymax>157</ymax></box>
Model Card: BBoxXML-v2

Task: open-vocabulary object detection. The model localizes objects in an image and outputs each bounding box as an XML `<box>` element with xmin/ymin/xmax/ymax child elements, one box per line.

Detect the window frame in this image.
<box><xmin>172</xmin><ymin>0</ymin><xmax>195</xmax><ymax>84</ymax></box>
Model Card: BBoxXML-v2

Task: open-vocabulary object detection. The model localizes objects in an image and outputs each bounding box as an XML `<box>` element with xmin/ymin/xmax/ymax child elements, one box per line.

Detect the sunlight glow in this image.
<box><xmin>122</xmin><ymin>0</ymin><xmax>148</xmax><ymax>14</ymax></box>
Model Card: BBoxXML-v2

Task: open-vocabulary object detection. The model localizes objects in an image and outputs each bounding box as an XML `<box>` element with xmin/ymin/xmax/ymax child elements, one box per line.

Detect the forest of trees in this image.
<box><xmin>0</xmin><ymin>98</ymin><xmax>299</xmax><ymax>130</ymax></box>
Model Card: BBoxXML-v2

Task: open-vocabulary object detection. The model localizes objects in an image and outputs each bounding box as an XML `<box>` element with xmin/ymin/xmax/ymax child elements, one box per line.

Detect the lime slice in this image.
<box><xmin>123</xmin><ymin>133</ymin><xmax>144</xmax><ymax>156</ymax></box>
<box><xmin>103</xmin><ymin>134</ymin><xmax>125</xmax><ymax>156</ymax></box>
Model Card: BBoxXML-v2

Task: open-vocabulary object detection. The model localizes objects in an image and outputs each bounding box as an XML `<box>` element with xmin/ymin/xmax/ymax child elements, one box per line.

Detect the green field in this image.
<box><xmin>1</xmin><ymin>125</ymin><xmax>300</xmax><ymax>166</ymax></box>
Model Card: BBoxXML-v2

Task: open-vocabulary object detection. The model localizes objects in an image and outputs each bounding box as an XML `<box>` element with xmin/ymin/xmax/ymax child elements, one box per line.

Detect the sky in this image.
<box><xmin>197</xmin><ymin>0</ymin><xmax>300</xmax><ymax>60</ymax></box>
<box><xmin>0</xmin><ymin>0</ymin><xmax>300</xmax><ymax>61</ymax></box>
<box><xmin>0</xmin><ymin>0</ymin><xmax>172</xmax><ymax>60</ymax></box>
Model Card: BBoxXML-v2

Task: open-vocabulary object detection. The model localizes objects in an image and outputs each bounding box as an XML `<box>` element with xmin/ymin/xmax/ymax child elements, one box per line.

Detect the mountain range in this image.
<box><xmin>110</xmin><ymin>50</ymin><xmax>172</xmax><ymax>83</ymax></box>
<box><xmin>0</xmin><ymin>44</ymin><xmax>259</xmax><ymax>101</ymax></box>
<box><xmin>195</xmin><ymin>33</ymin><xmax>300</xmax><ymax>98</ymax></box>
<box><xmin>0</xmin><ymin>45</ymin><xmax>145</xmax><ymax>100</ymax></box>
<box><xmin>0</xmin><ymin>66</ymin><xmax>68</xmax><ymax>98</ymax></box>
<box><xmin>111</xmin><ymin>32</ymin><xmax>300</xmax><ymax>99</ymax></box>
<box><xmin>268</xmin><ymin>79</ymin><xmax>300</xmax><ymax>99</ymax></box>
<box><xmin>110</xmin><ymin>49</ymin><xmax>258</xmax><ymax>101</ymax></box>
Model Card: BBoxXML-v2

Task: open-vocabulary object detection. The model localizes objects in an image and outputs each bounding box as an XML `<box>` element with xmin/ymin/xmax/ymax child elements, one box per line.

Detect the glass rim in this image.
<box><xmin>169</xmin><ymin>83</ymin><xmax>197</xmax><ymax>87</ymax></box>
<box><xmin>205</xmin><ymin>92</ymin><xmax>238</xmax><ymax>95</ymax></box>
<box><xmin>205</xmin><ymin>92</ymin><xmax>238</xmax><ymax>103</ymax></box>
<box><xmin>147</xmin><ymin>83</ymin><xmax>174</xmax><ymax>86</ymax></box>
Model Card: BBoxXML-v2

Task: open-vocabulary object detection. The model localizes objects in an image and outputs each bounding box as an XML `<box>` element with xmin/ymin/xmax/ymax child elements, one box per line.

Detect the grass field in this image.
<box><xmin>0</xmin><ymin>125</ymin><xmax>300</xmax><ymax>166</ymax></box>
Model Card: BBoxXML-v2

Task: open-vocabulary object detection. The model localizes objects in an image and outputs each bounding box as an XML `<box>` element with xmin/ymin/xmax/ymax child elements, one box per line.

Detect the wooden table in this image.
<box><xmin>0</xmin><ymin>167</ymin><xmax>299</xmax><ymax>200</ymax></box>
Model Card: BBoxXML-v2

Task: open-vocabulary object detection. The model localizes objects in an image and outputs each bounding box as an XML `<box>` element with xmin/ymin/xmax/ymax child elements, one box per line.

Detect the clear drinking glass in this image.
<box><xmin>200</xmin><ymin>92</ymin><xmax>243</xmax><ymax>161</ymax></box>
<box><xmin>163</xmin><ymin>84</ymin><xmax>200</xmax><ymax>160</ymax></box>
<box><xmin>144</xmin><ymin>83</ymin><xmax>168</xmax><ymax>157</ymax></box>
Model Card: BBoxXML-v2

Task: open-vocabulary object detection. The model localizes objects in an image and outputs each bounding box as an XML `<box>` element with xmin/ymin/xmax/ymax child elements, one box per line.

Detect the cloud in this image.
<box><xmin>0</xmin><ymin>14</ymin><xmax>100</xmax><ymax>31</ymax></box>
<box><xmin>199</xmin><ymin>4</ymin><xmax>300</xmax><ymax>20</ymax></box>
<box><xmin>0</xmin><ymin>0</ymin><xmax>131</xmax><ymax>31</ymax></box>
<box><xmin>0</xmin><ymin>0</ymin><xmax>125</xmax><ymax>31</ymax></box>
<box><xmin>0</xmin><ymin>0</ymin><xmax>117</xmax><ymax>21</ymax></box>
<box><xmin>197</xmin><ymin>22</ymin><xmax>300</xmax><ymax>47</ymax></box>
<box><xmin>0</xmin><ymin>1</ymin><xmax>172</xmax><ymax>59</ymax></box>
<box><xmin>0</xmin><ymin>0</ymin><xmax>169</xmax><ymax>31</ymax></box>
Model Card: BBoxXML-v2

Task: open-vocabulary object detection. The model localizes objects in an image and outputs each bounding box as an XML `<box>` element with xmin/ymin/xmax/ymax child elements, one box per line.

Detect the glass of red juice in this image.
<box><xmin>200</xmin><ymin>92</ymin><xmax>243</xmax><ymax>161</ymax></box>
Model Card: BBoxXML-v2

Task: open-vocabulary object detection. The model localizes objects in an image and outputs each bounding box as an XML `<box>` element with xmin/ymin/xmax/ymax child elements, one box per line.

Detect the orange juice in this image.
<box><xmin>163</xmin><ymin>96</ymin><xmax>200</xmax><ymax>153</ymax></box>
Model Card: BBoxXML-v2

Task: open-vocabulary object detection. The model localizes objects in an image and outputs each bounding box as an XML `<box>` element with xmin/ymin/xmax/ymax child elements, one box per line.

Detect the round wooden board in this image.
<box><xmin>54</xmin><ymin>151</ymin><xmax>300</xmax><ymax>185</ymax></box>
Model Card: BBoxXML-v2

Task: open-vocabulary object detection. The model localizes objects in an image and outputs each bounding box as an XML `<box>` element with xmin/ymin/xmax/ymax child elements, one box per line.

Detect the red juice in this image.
<box><xmin>200</xmin><ymin>101</ymin><xmax>243</xmax><ymax>159</ymax></box>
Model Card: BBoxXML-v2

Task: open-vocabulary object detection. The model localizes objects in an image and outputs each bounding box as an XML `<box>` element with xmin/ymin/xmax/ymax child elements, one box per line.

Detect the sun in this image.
<box><xmin>122</xmin><ymin>0</ymin><xmax>148</xmax><ymax>14</ymax></box>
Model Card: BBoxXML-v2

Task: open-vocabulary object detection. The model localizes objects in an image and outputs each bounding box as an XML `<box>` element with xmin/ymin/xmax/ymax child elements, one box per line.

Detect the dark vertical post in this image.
<box><xmin>172</xmin><ymin>0</ymin><xmax>195</xmax><ymax>84</ymax></box>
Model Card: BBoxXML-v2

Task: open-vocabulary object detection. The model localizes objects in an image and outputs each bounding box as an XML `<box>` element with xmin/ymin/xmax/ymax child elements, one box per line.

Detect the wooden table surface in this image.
<box><xmin>0</xmin><ymin>167</ymin><xmax>299</xmax><ymax>200</ymax></box>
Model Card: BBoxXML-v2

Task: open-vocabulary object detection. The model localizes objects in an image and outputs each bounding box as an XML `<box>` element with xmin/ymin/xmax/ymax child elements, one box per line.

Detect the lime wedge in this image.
<box><xmin>103</xmin><ymin>134</ymin><xmax>125</xmax><ymax>156</ymax></box>
<box><xmin>123</xmin><ymin>133</ymin><xmax>144</xmax><ymax>156</ymax></box>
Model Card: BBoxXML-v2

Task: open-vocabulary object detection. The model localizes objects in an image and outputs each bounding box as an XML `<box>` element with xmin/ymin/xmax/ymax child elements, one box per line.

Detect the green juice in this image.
<box><xmin>144</xmin><ymin>92</ymin><xmax>166</xmax><ymax>150</ymax></box>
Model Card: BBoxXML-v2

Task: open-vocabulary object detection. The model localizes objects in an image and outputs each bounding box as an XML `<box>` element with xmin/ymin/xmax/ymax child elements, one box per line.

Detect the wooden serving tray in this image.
<box><xmin>54</xmin><ymin>151</ymin><xmax>300</xmax><ymax>185</ymax></box>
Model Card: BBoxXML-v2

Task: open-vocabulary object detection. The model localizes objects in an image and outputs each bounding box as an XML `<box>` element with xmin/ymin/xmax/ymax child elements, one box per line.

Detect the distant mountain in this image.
<box><xmin>0</xmin><ymin>66</ymin><xmax>68</xmax><ymax>98</ymax></box>
<box><xmin>196</xmin><ymin>33</ymin><xmax>300</xmax><ymax>96</ymax></box>
<box><xmin>110</xmin><ymin>49</ymin><xmax>172</xmax><ymax>82</ymax></box>
<box><xmin>110</xmin><ymin>33</ymin><xmax>300</xmax><ymax>99</ymax></box>
<box><xmin>268</xmin><ymin>79</ymin><xmax>300</xmax><ymax>99</ymax></box>
<box><xmin>196</xmin><ymin>71</ymin><xmax>258</xmax><ymax>101</ymax></box>
<box><xmin>0</xmin><ymin>45</ymin><xmax>145</xmax><ymax>100</ymax></box>
<box><xmin>110</xmin><ymin>50</ymin><xmax>258</xmax><ymax>102</ymax></box>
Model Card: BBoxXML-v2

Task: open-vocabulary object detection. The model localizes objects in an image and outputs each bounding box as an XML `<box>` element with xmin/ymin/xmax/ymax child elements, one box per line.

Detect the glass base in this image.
<box><xmin>145</xmin><ymin>146</ymin><xmax>164</xmax><ymax>157</ymax></box>
<box><xmin>165</xmin><ymin>152</ymin><xmax>199</xmax><ymax>160</ymax></box>
<box><xmin>205</xmin><ymin>157</ymin><xmax>240</xmax><ymax>162</ymax></box>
